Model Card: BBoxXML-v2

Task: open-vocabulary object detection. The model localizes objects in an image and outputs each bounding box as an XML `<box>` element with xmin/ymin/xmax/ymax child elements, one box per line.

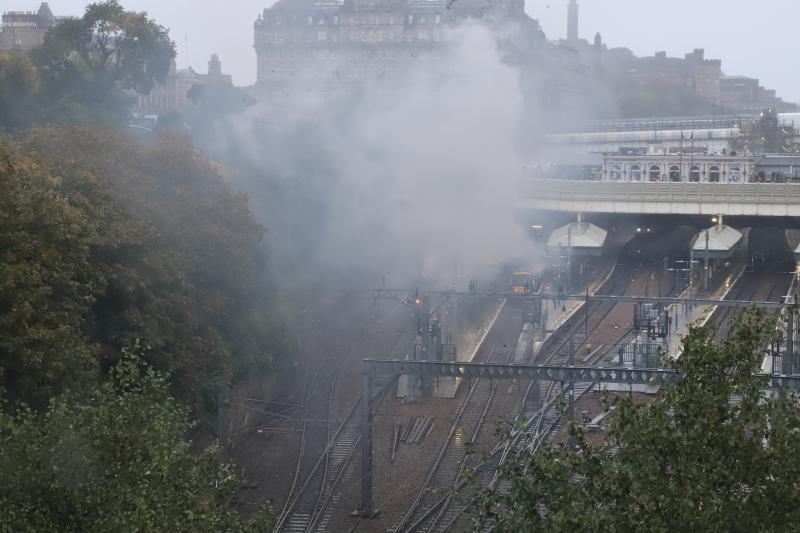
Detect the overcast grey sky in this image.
<box><xmin>8</xmin><ymin>0</ymin><xmax>800</xmax><ymax>102</ymax></box>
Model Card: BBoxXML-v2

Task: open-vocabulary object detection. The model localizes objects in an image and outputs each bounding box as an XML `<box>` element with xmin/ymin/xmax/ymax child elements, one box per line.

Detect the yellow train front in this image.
<box><xmin>511</xmin><ymin>271</ymin><xmax>535</xmax><ymax>295</ymax></box>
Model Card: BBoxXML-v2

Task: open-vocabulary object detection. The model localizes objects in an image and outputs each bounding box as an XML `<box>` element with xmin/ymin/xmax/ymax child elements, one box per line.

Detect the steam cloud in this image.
<box><xmin>222</xmin><ymin>23</ymin><xmax>539</xmax><ymax>289</ymax></box>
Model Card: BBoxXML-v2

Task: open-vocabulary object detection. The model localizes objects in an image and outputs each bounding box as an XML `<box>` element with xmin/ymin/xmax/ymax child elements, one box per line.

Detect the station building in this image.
<box><xmin>598</xmin><ymin>153</ymin><xmax>800</xmax><ymax>184</ymax></box>
<box><xmin>601</xmin><ymin>154</ymin><xmax>756</xmax><ymax>184</ymax></box>
<box><xmin>754</xmin><ymin>155</ymin><xmax>800</xmax><ymax>183</ymax></box>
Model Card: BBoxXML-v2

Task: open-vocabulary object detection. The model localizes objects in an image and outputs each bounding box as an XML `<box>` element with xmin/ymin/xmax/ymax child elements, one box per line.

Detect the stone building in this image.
<box><xmin>0</xmin><ymin>3</ymin><xmax>61</xmax><ymax>53</ymax></box>
<box><xmin>624</xmin><ymin>49</ymin><xmax>722</xmax><ymax>104</ymax></box>
<box><xmin>252</xmin><ymin>0</ymin><xmax>550</xmax><ymax>101</ymax></box>
<box><xmin>721</xmin><ymin>75</ymin><xmax>797</xmax><ymax>113</ymax></box>
<box><xmin>134</xmin><ymin>54</ymin><xmax>233</xmax><ymax>115</ymax></box>
<box><xmin>683</xmin><ymin>48</ymin><xmax>721</xmax><ymax>102</ymax></box>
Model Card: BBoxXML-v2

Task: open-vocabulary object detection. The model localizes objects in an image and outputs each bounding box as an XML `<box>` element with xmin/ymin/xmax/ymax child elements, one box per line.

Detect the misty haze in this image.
<box><xmin>3</xmin><ymin>1</ymin><xmax>800</xmax><ymax>532</ymax></box>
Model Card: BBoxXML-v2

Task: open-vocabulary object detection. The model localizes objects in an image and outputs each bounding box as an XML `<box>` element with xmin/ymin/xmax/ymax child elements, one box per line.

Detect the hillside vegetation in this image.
<box><xmin>0</xmin><ymin>127</ymin><xmax>290</xmax><ymax>410</ymax></box>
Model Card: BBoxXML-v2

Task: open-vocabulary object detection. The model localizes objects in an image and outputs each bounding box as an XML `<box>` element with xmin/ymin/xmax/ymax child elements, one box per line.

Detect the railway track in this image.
<box><xmin>423</xmin><ymin>375</ymin><xmax>599</xmax><ymax>533</ymax></box>
<box><xmin>708</xmin><ymin>227</ymin><xmax>794</xmax><ymax>342</ymax></box>
<box><xmin>391</xmin><ymin>347</ymin><xmax>511</xmax><ymax>533</ymax></box>
<box><xmin>274</xmin><ymin>334</ymin><xmax>366</xmax><ymax>532</ymax></box>
<box><xmin>388</xmin><ymin>229</ymin><xmax>792</xmax><ymax>532</ymax></box>
<box><xmin>538</xmin><ymin>226</ymin><xmax>695</xmax><ymax>363</ymax></box>
<box><xmin>409</xmin><ymin>228</ymin><xmax>698</xmax><ymax>531</ymax></box>
<box><xmin>518</xmin><ymin>229</ymin><xmax>690</xmax><ymax>436</ymax></box>
<box><xmin>268</xmin><ymin>302</ymin><xmax>410</xmax><ymax>533</ymax></box>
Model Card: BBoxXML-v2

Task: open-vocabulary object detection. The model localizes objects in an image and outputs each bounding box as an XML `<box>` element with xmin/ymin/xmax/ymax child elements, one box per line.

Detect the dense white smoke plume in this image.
<box><xmin>226</xmin><ymin>23</ymin><xmax>538</xmax><ymax>288</ymax></box>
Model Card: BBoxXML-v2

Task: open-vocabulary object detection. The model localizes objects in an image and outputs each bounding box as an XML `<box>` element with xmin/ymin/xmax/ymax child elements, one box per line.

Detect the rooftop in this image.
<box><xmin>547</xmin><ymin>222</ymin><xmax>608</xmax><ymax>249</ymax></box>
<box><xmin>691</xmin><ymin>225</ymin><xmax>743</xmax><ymax>253</ymax></box>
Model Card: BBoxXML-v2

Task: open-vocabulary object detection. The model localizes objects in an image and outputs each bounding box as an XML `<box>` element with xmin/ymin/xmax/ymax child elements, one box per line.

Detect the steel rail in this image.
<box><xmin>274</xmin><ymin>305</ymin><xmax>405</xmax><ymax>532</ymax></box>
<box><xmin>422</xmin><ymin>352</ymin><xmax>514</xmax><ymax>532</ymax></box>
<box><xmin>305</xmin><ymin>375</ymin><xmax>399</xmax><ymax>532</ymax></box>
<box><xmin>392</xmin><ymin>348</ymin><xmax>502</xmax><ymax>533</ymax></box>
<box><xmin>273</xmin><ymin>366</ymin><xmax>322</xmax><ymax>530</ymax></box>
<box><xmin>398</xmin><ymin>248</ymin><xmax>651</xmax><ymax>531</ymax></box>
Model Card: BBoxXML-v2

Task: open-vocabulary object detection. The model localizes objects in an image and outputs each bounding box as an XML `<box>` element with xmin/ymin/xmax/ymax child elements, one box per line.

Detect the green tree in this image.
<box><xmin>474</xmin><ymin>312</ymin><xmax>800</xmax><ymax>532</ymax></box>
<box><xmin>0</xmin><ymin>348</ymin><xmax>272</xmax><ymax>532</ymax></box>
<box><xmin>32</xmin><ymin>0</ymin><xmax>174</xmax><ymax>123</ymax></box>
<box><xmin>0</xmin><ymin>52</ymin><xmax>39</xmax><ymax>132</ymax></box>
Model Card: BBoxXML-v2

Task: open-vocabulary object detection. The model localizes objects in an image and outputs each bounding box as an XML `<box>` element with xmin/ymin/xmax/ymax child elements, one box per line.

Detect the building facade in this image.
<box><xmin>0</xmin><ymin>3</ymin><xmax>61</xmax><ymax>53</ymax></box>
<box><xmin>752</xmin><ymin>155</ymin><xmax>800</xmax><ymax>183</ymax></box>
<box><xmin>252</xmin><ymin>0</ymin><xmax>547</xmax><ymax>100</ymax></box>
<box><xmin>721</xmin><ymin>75</ymin><xmax>797</xmax><ymax>113</ymax></box>
<box><xmin>134</xmin><ymin>54</ymin><xmax>233</xmax><ymax>115</ymax></box>
<box><xmin>601</xmin><ymin>154</ymin><xmax>755</xmax><ymax>184</ymax></box>
<box><xmin>599</xmin><ymin>153</ymin><xmax>800</xmax><ymax>184</ymax></box>
<box><xmin>623</xmin><ymin>49</ymin><xmax>722</xmax><ymax>104</ymax></box>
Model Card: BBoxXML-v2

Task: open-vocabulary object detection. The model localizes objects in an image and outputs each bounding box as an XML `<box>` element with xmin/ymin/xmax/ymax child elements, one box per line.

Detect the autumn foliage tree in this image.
<box><xmin>0</xmin><ymin>52</ymin><xmax>40</xmax><ymax>132</ymax></box>
<box><xmin>0</xmin><ymin>127</ymin><xmax>290</xmax><ymax>410</ymax></box>
<box><xmin>474</xmin><ymin>312</ymin><xmax>800</xmax><ymax>532</ymax></box>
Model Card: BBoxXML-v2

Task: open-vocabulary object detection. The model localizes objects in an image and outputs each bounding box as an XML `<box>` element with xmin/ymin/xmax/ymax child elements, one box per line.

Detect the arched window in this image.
<box><xmin>610</xmin><ymin>165</ymin><xmax>622</xmax><ymax>181</ymax></box>
<box><xmin>669</xmin><ymin>165</ymin><xmax>681</xmax><ymax>181</ymax></box>
<box><xmin>729</xmin><ymin>166</ymin><xmax>741</xmax><ymax>183</ymax></box>
<box><xmin>689</xmin><ymin>165</ymin><xmax>701</xmax><ymax>182</ymax></box>
<box><xmin>630</xmin><ymin>165</ymin><xmax>642</xmax><ymax>182</ymax></box>
<box><xmin>709</xmin><ymin>165</ymin><xmax>721</xmax><ymax>182</ymax></box>
<box><xmin>649</xmin><ymin>165</ymin><xmax>661</xmax><ymax>182</ymax></box>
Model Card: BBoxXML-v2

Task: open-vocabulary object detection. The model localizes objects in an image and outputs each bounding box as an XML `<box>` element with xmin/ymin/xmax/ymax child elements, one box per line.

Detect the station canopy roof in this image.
<box><xmin>692</xmin><ymin>225</ymin><xmax>743</xmax><ymax>252</ymax></box>
<box><xmin>547</xmin><ymin>222</ymin><xmax>608</xmax><ymax>250</ymax></box>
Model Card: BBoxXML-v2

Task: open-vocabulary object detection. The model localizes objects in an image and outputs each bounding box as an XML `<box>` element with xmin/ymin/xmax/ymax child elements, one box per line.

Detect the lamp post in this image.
<box><xmin>704</xmin><ymin>229</ymin><xmax>710</xmax><ymax>292</ymax></box>
<box><xmin>680</xmin><ymin>131</ymin><xmax>685</xmax><ymax>181</ymax></box>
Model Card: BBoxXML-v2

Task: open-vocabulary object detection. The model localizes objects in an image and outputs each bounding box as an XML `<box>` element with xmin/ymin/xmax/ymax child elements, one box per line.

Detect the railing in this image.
<box><xmin>549</xmin><ymin>115</ymin><xmax>752</xmax><ymax>134</ymax></box>
<box><xmin>521</xmin><ymin>180</ymin><xmax>800</xmax><ymax>216</ymax></box>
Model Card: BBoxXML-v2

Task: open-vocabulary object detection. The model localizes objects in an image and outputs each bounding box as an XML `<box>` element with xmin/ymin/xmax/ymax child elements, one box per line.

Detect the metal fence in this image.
<box><xmin>614</xmin><ymin>343</ymin><xmax>662</xmax><ymax>369</ymax></box>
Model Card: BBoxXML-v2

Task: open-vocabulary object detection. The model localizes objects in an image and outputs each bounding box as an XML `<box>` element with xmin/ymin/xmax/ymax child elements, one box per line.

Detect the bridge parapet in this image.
<box><xmin>521</xmin><ymin>180</ymin><xmax>800</xmax><ymax>217</ymax></box>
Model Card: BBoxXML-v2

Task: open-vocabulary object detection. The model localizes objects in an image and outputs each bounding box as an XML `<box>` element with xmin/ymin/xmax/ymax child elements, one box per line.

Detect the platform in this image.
<box><xmin>667</xmin><ymin>233</ymin><xmax>750</xmax><ymax>357</ymax></box>
<box><xmin>789</xmin><ymin>230</ymin><xmax>800</xmax><ymax>263</ymax></box>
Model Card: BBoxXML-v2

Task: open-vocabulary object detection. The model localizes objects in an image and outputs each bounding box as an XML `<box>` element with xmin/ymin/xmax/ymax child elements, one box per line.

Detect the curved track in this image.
<box><xmin>276</xmin><ymin>320</ymin><xmax>408</xmax><ymax>533</ymax></box>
